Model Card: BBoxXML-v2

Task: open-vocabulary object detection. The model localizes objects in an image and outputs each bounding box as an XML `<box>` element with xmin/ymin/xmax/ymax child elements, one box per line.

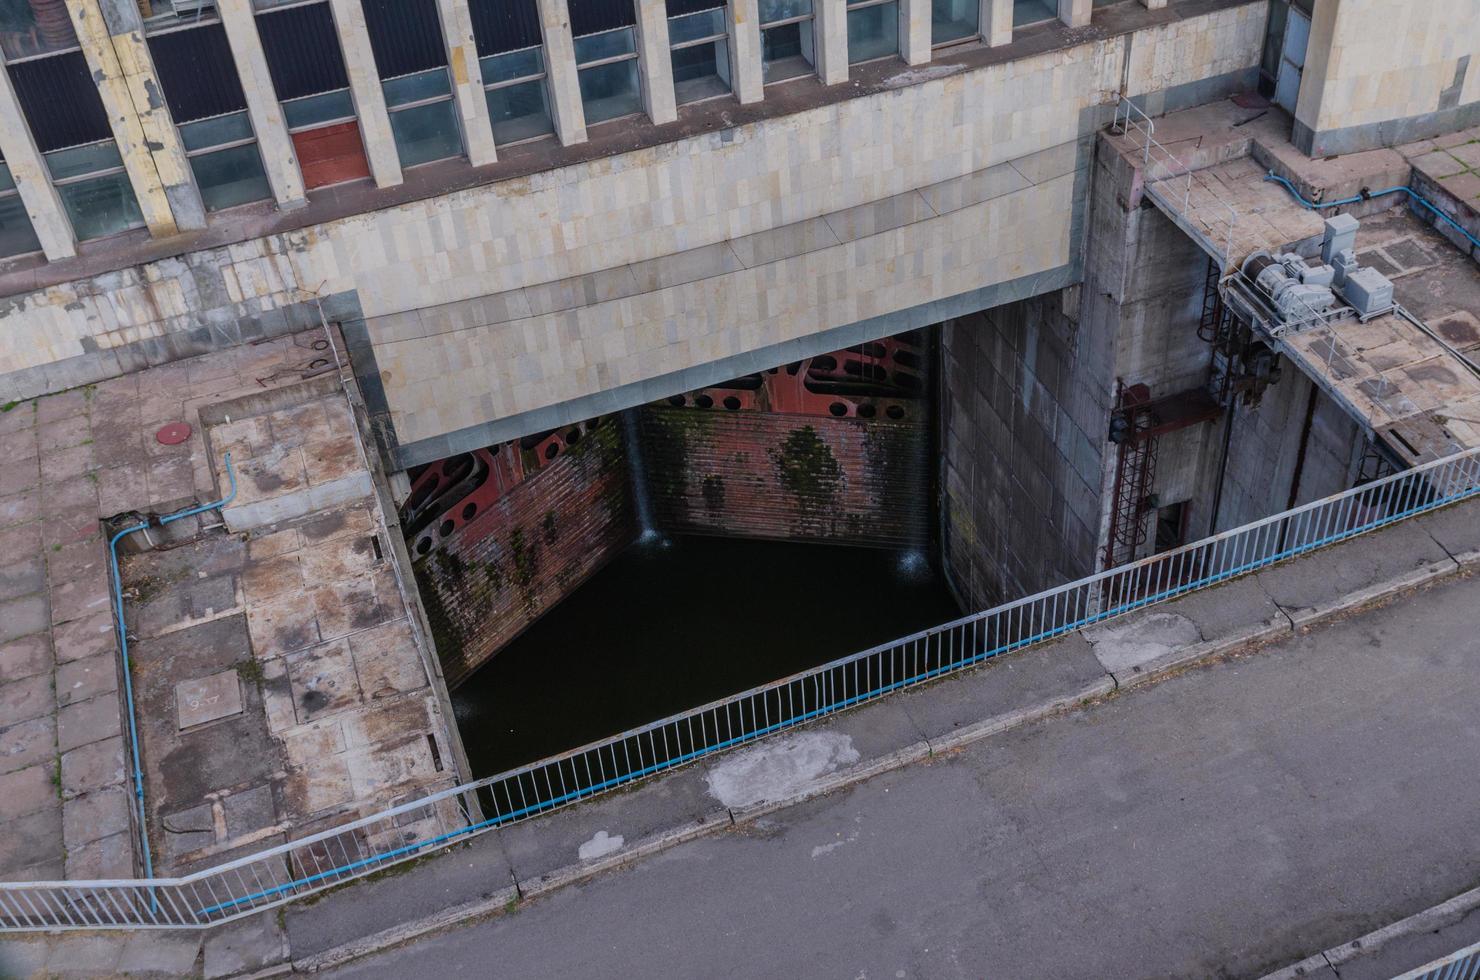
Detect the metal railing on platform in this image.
<box><xmin>4</xmin><ymin>446</ymin><xmax>1479</xmax><ymax>932</ymax></box>
<box><xmin>1112</xmin><ymin>95</ymin><xmax>1238</xmax><ymax>263</ymax></box>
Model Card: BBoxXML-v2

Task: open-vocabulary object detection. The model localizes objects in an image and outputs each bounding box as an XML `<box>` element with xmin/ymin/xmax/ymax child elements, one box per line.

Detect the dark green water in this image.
<box><xmin>451</xmin><ymin>534</ymin><xmax>961</xmax><ymax>778</ymax></box>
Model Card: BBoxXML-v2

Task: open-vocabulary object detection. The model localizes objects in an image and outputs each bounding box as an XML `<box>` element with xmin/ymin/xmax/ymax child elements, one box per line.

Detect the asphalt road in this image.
<box><xmin>327</xmin><ymin>573</ymin><xmax>1480</xmax><ymax>979</ymax></box>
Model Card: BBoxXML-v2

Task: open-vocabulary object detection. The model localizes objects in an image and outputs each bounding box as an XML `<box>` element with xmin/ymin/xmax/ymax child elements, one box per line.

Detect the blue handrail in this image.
<box><xmin>107</xmin><ymin>453</ymin><xmax>237</xmax><ymax>885</ymax></box>
<box><xmin>1263</xmin><ymin>171</ymin><xmax>1480</xmax><ymax>252</ymax></box>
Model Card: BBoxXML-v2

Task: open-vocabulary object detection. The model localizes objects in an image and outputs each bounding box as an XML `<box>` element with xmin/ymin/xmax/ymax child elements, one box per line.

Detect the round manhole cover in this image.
<box><xmin>155</xmin><ymin>421</ymin><xmax>192</xmax><ymax>445</ymax></box>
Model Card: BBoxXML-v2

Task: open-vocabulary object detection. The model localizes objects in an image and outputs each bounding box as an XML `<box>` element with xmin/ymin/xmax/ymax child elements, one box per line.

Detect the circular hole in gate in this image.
<box><xmin>886</xmin><ymin>405</ymin><xmax>905</xmax><ymax>420</ymax></box>
<box><xmin>696</xmin><ymin>394</ymin><xmax>714</xmax><ymax>409</ymax></box>
<box><xmin>416</xmin><ymin>538</ymin><xmax>431</xmax><ymax>556</ymax></box>
<box><xmin>668</xmin><ymin>395</ymin><xmax>686</xmax><ymax>407</ymax></box>
<box><xmin>545</xmin><ymin>443</ymin><xmax>559</xmax><ymax>460</ymax></box>
<box><xmin>857</xmin><ymin>403</ymin><xmax>876</xmax><ymax>419</ymax></box>
<box><xmin>723</xmin><ymin>396</ymin><xmax>741</xmax><ymax>410</ymax></box>
<box><xmin>565</xmin><ymin>429</ymin><xmax>582</xmax><ymax>446</ymax></box>
<box><xmin>461</xmin><ymin>503</ymin><xmax>477</xmax><ymax>521</ymax></box>
<box><xmin>828</xmin><ymin>402</ymin><xmax>848</xmax><ymax>417</ymax></box>
<box><xmin>438</xmin><ymin>520</ymin><xmax>454</xmax><ymax>538</ymax></box>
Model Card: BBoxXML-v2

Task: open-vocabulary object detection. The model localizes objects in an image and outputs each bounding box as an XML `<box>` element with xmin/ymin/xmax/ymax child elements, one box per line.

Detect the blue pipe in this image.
<box><xmin>108</xmin><ymin>453</ymin><xmax>236</xmax><ymax>886</ymax></box>
<box><xmin>1263</xmin><ymin>171</ymin><xmax>1480</xmax><ymax>252</ymax></box>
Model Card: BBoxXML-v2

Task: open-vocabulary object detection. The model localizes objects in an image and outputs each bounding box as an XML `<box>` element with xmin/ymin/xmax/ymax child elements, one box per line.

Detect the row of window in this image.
<box><xmin>0</xmin><ymin>0</ymin><xmax>1072</xmax><ymax>261</ymax></box>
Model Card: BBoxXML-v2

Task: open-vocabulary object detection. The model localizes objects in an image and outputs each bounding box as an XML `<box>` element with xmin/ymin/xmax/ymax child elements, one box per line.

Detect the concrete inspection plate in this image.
<box><xmin>175</xmin><ymin>671</ymin><xmax>244</xmax><ymax>730</ymax></box>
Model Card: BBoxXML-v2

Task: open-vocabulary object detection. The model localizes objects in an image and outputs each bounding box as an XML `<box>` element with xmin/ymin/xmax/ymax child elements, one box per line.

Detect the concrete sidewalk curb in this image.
<box><xmin>256</xmin><ymin>561</ymin><xmax>1476</xmax><ymax>978</ymax></box>
<box><xmin>1258</xmin><ymin>883</ymin><xmax>1480</xmax><ymax>980</ymax></box>
<box><xmin>1281</xmin><ymin>557</ymin><xmax>1461</xmax><ymax>628</ymax></box>
<box><xmin>925</xmin><ymin>676</ymin><xmax>1116</xmax><ymax>755</ymax></box>
<box><xmin>1110</xmin><ymin>617</ymin><xmax>1292</xmax><ymax>690</ymax></box>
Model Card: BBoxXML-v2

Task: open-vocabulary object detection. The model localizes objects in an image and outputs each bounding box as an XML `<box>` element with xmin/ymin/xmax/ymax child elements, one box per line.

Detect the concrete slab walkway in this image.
<box><xmin>2</xmin><ymin>492</ymin><xmax>1477</xmax><ymax>977</ymax></box>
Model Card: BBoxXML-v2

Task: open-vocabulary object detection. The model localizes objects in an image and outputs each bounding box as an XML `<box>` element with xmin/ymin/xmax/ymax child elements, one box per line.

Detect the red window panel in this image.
<box><xmin>292</xmin><ymin>121</ymin><xmax>371</xmax><ymax>190</ymax></box>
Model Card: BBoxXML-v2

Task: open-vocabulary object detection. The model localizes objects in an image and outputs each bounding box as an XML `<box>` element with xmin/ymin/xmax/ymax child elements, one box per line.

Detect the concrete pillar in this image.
<box><xmin>727</xmin><ymin>0</ymin><xmax>764</xmax><ymax>104</ymax></box>
<box><xmin>435</xmin><ymin>0</ymin><xmax>498</xmax><ymax>166</ymax></box>
<box><xmin>535</xmin><ymin>0</ymin><xmax>587</xmax><ymax>145</ymax></box>
<box><xmin>1140</xmin><ymin>0</ymin><xmax>1167</xmax><ymax>8</ymax></box>
<box><xmin>66</xmin><ymin>0</ymin><xmax>205</xmax><ymax>236</ymax></box>
<box><xmin>634</xmin><ymin>0</ymin><xmax>677</xmax><ymax>124</ymax></box>
<box><xmin>326</xmin><ymin>0</ymin><xmax>403</xmax><ymax>187</ymax></box>
<box><xmin>0</xmin><ymin>57</ymin><xmax>75</xmax><ymax>259</ymax></box>
<box><xmin>814</xmin><ymin>0</ymin><xmax>849</xmax><ymax>85</ymax></box>
<box><xmin>899</xmin><ymin>0</ymin><xmax>931</xmax><ymax>65</ymax></box>
<box><xmin>983</xmin><ymin>0</ymin><xmax>1012</xmax><ymax>46</ymax></box>
<box><xmin>1057</xmin><ymin>0</ymin><xmax>1090</xmax><ymax>28</ymax></box>
<box><xmin>218</xmin><ymin>0</ymin><xmax>307</xmax><ymax>209</ymax></box>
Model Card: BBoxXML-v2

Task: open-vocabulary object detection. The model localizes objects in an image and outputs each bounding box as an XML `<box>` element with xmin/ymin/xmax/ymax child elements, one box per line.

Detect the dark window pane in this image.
<box><xmin>257</xmin><ymin>2</ymin><xmax>350</xmax><ymax>100</ymax></box>
<box><xmin>759</xmin><ymin>0</ymin><xmax>811</xmax><ymax>23</ymax></box>
<box><xmin>672</xmin><ymin>40</ymin><xmax>731</xmax><ymax>104</ymax></box>
<box><xmin>666</xmin><ymin>0</ymin><xmax>725</xmax><ymax>15</ymax></box>
<box><xmin>469</xmin><ymin>0</ymin><xmax>543</xmax><ymax>56</ymax></box>
<box><xmin>669</xmin><ymin>7</ymin><xmax>726</xmax><ymax>44</ymax></box>
<box><xmin>389</xmin><ymin>99</ymin><xmax>463</xmax><ymax>167</ymax></box>
<box><xmin>149</xmin><ymin>23</ymin><xmax>248</xmax><ymax>124</ymax></box>
<box><xmin>57</xmin><ymin>172</ymin><xmax>144</xmax><ymax>241</ymax></box>
<box><xmin>569</xmin><ymin>0</ymin><xmax>636</xmax><ymax>38</ymax></box>
<box><xmin>847</xmin><ymin>1</ymin><xmax>897</xmax><ymax>63</ymax></box>
<box><xmin>43</xmin><ymin>141</ymin><xmax>123</xmax><ymax>181</ymax></box>
<box><xmin>577</xmin><ymin>59</ymin><xmax>641</xmax><ymax>124</ymax></box>
<box><xmin>481</xmin><ymin>47</ymin><xmax>544</xmax><ymax>84</ymax></box>
<box><xmin>573</xmin><ymin>27</ymin><xmax>635</xmax><ymax>63</ymax></box>
<box><xmin>179</xmin><ymin>112</ymin><xmax>255</xmax><ymax>153</ymax></box>
<box><xmin>282</xmin><ymin>90</ymin><xmax>356</xmax><ymax>130</ymax></box>
<box><xmin>931</xmin><ymin>0</ymin><xmax>977</xmax><ymax>44</ymax></box>
<box><xmin>0</xmin><ymin>192</ymin><xmax>40</xmax><ymax>257</ymax></box>
<box><xmin>190</xmin><ymin>143</ymin><xmax>272</xmax><ymax>211</ymax></box>
<box><xmin>362</xmin><ymin>0</ymin><xmax>447</xmax><ymax>79</ymax></box>
<box><xmin>1012</xmin><ymin>0</ymin><xmax>1054</xmax><ymax>27</ymax></box>
<box><xmin>762</xmin><ymin>21</ymin><xmax>814</xmax><ymax>82</ymax></box>
<box><xmin>486</xmin><ymin>79</ymin><xmax>554</xmax><ymax>143</ymax></box>
<box><xmin>383</xmin><ymin>67</ymin><xmax>452</xmax><ymax>108</ymax></box>
<box><xmin>8</xmin><ymin>53</ymin><xmax>111</xmax><ymax>152</ymax></box>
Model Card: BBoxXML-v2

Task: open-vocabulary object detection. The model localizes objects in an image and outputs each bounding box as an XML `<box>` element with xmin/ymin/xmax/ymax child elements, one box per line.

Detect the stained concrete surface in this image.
<box><xmin>323</xmin><ymin>568</ymin><xmax>1480</xmax><ymax>980</ymax></box>
<box><xmin>1107</xmin><ymin>99</ymin><xmax>1480</xmax><ymax>467</ymax></box>
<box><xmin>0</xmin><ymin>330</ymin><xmax>463</xmax><ymax>890</ymax></box>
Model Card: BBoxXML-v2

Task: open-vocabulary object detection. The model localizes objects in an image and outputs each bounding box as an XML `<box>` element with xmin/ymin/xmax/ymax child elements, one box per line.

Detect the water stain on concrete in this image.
<box><xmin>578</xmin><ymin>830</ymin><xmax>624</xmax><ymax>861</ymax></box>
<box><xmin>704</xmin><ymin>731</ymin><xmax>860</xmax><ymax>809</ymax></box>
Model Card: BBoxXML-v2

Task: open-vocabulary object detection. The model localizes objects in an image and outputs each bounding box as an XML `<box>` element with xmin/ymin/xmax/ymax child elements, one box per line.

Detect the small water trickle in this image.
<box><xmin>895</xmin><ymin>549</ymin><xmax>930</xmax><ymax>583</ymax></box>
<box><xmin>620</xmin><ymin>408</ymin><xmax>662</xmax><ymax>545</ymax></box>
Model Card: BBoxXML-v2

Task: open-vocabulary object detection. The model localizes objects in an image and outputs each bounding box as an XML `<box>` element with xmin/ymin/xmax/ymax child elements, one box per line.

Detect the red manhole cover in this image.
<box><xmin>155</xmin><ymin>422</ymin><xmax>192</xmax><ymax>445</ymax></box>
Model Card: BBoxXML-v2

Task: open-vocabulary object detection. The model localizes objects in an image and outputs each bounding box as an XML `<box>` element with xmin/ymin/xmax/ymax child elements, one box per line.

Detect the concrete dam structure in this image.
<box><xmin>1</xmin><ymin>0</ymin><xmax>1480</xmax><ymax>934</ymax></box>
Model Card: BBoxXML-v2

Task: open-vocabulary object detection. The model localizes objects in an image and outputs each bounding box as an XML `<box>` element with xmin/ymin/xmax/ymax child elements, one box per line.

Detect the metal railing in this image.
<box><xmin>1394</xmin><ymin>939</ymin><xmax>1480</xmax><ymax>980</ymax></box>
<box><xmin>4</xmin><ymin>447</ymin><xmax>1479</xmax><ymax>932</ymax></box>
<box><xmin>1113</xmin><ymin>96</ymin><xmax>1239</xmax><ymax>263</ymax></box>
